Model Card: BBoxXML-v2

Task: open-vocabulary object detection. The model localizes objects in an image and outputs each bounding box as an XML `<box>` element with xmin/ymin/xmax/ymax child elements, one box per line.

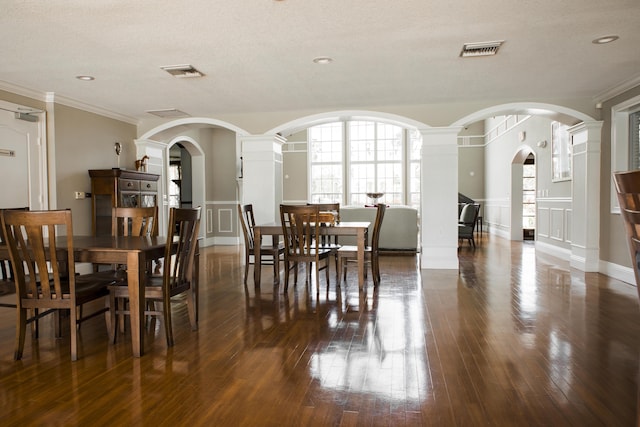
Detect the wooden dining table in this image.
<box><xmin>253</xmin><ymin>221</ymin><xmax>371</xmax><ymax>289</ymax></box>
<box><xmin>0</xmin><ymin>235</ymin><xmax>198</xmax><ymax>358</ymax></box>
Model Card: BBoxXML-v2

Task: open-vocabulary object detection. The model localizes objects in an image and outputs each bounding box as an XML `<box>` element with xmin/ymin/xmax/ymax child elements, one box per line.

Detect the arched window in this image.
<box><xmin>308</xmin><ymin>120</ymin><xmax>421</xmax><ymax>209</ymax></box>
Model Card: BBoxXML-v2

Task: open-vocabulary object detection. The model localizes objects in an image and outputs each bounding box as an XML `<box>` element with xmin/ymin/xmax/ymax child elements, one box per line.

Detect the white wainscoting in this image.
<box><xmin>483</xmin><ymin>199</ymin><xmax>511</xmax><ymax>238</ymax></box>
<box><xmin>536</xmin><ymin>197</ymin><xmax>571</xmax><ymax>246</ymax></box>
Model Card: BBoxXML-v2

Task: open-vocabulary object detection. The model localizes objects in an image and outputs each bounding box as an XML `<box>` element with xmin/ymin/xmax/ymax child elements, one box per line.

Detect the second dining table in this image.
<box><xmin>253</xmin><ymin>221</ymin><xmax>371</xmax><ymax>289</ymax></box>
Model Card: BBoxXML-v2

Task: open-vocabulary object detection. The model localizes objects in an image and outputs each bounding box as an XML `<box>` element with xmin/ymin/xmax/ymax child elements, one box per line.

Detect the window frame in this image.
<box><xmin>308</xmin><ymin>120</ymin><xmax>421</xmax><ymax>209</ymax></box>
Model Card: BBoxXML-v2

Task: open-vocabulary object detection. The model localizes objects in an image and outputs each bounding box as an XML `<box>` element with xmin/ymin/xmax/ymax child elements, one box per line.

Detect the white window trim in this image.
<box><xmin>611</xmin><ymin>94</ymin><xmax>640</xmax><ymax>214</ymax></box>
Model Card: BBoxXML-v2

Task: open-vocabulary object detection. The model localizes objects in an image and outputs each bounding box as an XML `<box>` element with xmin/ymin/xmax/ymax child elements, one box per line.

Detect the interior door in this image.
<box><xmin>0</xmin><ymin>106</ymin><xmax>46</xmax><ymax>210</ymax></box>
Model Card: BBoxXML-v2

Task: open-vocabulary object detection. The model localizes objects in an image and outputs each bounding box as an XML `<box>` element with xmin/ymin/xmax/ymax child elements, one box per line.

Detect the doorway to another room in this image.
<box><xmin>168</xmin><ymin>143</ymin><xmax>193</xmax><ymax>209</ymax></box>
<box><xmin>522</xmin><ymin>153</ymin><xmax>536</xmax><ymax>240</ymax></box>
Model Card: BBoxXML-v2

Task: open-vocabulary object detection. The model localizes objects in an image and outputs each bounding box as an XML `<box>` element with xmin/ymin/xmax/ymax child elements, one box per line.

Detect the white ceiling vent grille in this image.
<box><xmin>460</xmin><ymin>41</ymin><xmax>504</xmax><ymax>57</ymax></box>
<box><xmin>160</xmin><ymin>64</ymin><xmax>205</xmax><ymax>78</ymax></box>
<box><xmin>146</xmin><ymin>108</ymin><xmax>190</xmax><ymax>118</ymax></box>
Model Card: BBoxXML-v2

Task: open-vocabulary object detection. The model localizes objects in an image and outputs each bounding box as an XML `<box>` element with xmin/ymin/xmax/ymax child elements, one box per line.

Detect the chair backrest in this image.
<box><xmin>459</xmin><ymin>203</ymin><xmax>478</xmax><ymax>226</ymax></box>
<box><xmin>0</xmin><ymin>207</ymin><xmax>29</xmax><ymax>280</ymax></box>
<box><xmin>613</xmin><ymin>170</ymin><xmax>640</xmax><ymax>286</ymax></box>
<box><xmin>370</xmin><ymin>203</ymin><xmax>387</xmax><ymax>253</ymax></box>
<box><xmin>112</xmin><ymin>206</ymin><xmax>158</xmax><ymax>237</ymax></box>
<box><xmin>238</xmin><ymin>204</ymin><xmax>256</xmax><ymax>250</ymax></box>
<box><xmin>163</xmin><ymin>207</ymin><xmax>201</xmax><ymax>293</ymax></box>
<box><xmin>280</xmin><ymin>204</ymin><xmax>321</xmax><ymax>258</ymax></box>
<box><xmin>0</xmin><ymin>209</ymin><xmax>76</xmax><ymax>306</ymax></box>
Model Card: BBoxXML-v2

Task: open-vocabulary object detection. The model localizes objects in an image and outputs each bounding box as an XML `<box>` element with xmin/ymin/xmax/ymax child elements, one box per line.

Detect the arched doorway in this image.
<box><xmin>510</xmin><ymin>148</ymin><xmax>536</xmax><ymax>241</ymax></box>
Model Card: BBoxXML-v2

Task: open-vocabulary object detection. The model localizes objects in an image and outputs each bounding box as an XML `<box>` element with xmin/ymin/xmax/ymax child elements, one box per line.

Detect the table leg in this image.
<box><xmin>254</xmin><ymin>227</ymin><xmax>262</xmax><ymax>287</ymax></box>
<box><xmin>357</xmin><ymin>228</ymin><xmax>365</xmax><ymax>289</ymax></box>
<box><xmin>127</xmin><ymin>251</ymin><xmax>145</xmax><ymax>357</ymax></box>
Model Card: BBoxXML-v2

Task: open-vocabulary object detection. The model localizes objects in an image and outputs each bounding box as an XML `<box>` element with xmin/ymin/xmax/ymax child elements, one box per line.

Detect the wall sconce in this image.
<box><xmin>537</xmin><ymin>140</ymin><xmax>547</xmax><ymax>148</ymax></box>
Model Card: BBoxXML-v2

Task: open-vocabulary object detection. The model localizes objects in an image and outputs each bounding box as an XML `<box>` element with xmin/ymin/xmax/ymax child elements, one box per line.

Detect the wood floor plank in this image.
<box><xmin>0</xmin><ymin>236</ymin><xmax>639</xmax><ymax>425</ymax></box>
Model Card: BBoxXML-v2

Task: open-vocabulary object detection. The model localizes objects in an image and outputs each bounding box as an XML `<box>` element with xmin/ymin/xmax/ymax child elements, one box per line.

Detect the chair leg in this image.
<box><xmin>186</xmin><ymin>288</ymin><xmax>197</xmax><ymax>331</ymax></box>
<box><xmin>273</xmin><ymin>254</ymin><xmax>280</xmax><ymax>285</ymax></box>
<box><xmin>163</xmin><ymin>296</ymin><xmax>174</xmax><ymax>347</ymax></box>
<box><xmin>14</xmin><ymin>308</ymin><xmax>27</xmax><ymax>360</ymax></box>
<box><xmin>106</xmin><ymin>291</ymin><xmax>117</xmax><ymax>343</ymax></box>
<box><xmin>244</xmin><ymin>253</ymin><xmax>250</xmax><ymax>286</ymax></box>
<box><xmin>70</xmin><ymin>306</ymin><xmax>78</xmax><ymax>361</ymax></box>
<box><xmin>284</xmin><ymin>260</ymin><xmax>290</xmax><ymax>291</ymax></box>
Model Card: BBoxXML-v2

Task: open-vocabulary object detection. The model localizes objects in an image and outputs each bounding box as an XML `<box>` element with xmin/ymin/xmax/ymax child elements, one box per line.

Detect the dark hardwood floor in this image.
<box><xmin>1</xmin><ymin>234</ymin><xmax>639</xmax><ymax>426</ymax></box>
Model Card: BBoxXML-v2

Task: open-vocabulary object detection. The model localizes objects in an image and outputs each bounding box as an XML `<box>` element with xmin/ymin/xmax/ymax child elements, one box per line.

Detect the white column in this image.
<box><xmin>569</xmin><ymin>121</ymin><xmax>603</xmax><ymax>272</ymax></box>
<box><xmin>241</xmin><ymin>134</ymin><xmax>285</xmax><ymax>225</ymax></box>
<box><xmin>420</xmin><ymin>127</ymin><xmax>462</xmax><ymax>269</ymax></box>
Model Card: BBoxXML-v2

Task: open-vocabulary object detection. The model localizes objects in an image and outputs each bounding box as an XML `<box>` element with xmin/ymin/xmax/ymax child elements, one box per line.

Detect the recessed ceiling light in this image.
<box><xmin>592</xmin><ymin>35</ymin><xmax>619</xmax><ymax>44</ymax></box>
<box><xmin>76</xmin><ymin>75</ymin><xmax>95</xmax><ymax>81</ymax></box>
<box><xmin>313</xmin><ymin>56</ymin><xmax>333</xmax><ymax>64</ymax></box>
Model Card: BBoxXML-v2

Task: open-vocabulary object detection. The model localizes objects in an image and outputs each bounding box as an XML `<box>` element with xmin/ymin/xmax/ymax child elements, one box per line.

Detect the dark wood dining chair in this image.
<box><xmin>238</xmin><ymin>204</ymin><xmax>284</xmax><ymax>286</ymax></box>
<box><xmin>107</xmin><ymin>207</ymin><xmax>201</xmax><ymax>347</ymax></box>
<box><xmin>0</xmin><ymin>207</ymin><xmax>29</xmax><ymax>309</ymax></box>
<box><xmin>337</xmin><ymin>203</ymin><xmax>386</xmax><ymax>287</ymax></box>
<box><xmin>307</xmin><ymin>202</ymin><xmax>341</xmax><ymax>280</ymax></box>
<box><xmin>614</xmin><ymin>170</ymin><xmax>640</xmax><ymax>300</ymax></box>
<box><xmin>112</xmin><ymin>206</ymin><xmax>158</xmax><ymax>237</ymax></box>
<box><xmin>280</xmin><ymin>204</ymin><xmax>332</xmax><ymax>292</ymax></box>
<box><xmin>108</xmin><ymin>206</ymin><xmax>160</xmax><ymax>333</ymax></box>
<box><xmin>0</xmin><ymin>209</ymin><xmax>115</xmax><ymax>361</ymax></box>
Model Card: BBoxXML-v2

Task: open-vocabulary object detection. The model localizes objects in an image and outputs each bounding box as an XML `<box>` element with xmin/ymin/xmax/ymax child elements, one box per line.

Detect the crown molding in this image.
<box><xmin>47</xmin><ymin>93</ymin><xmax>139</xmax><ymax>125</ymax></box>
<box><xmin>0</xmin><ymin>80</ymin><xmax>47</xmax><ymax>102</ymax></box>
<box><xmin>593</xmin><ymin>74</ymin><xmax>640</xmax><ymax>104</ymax></box>
<box><xmin>0</xmin><ymin>80</ymin><xmax>139</xmax><ymax>125</ymax></box>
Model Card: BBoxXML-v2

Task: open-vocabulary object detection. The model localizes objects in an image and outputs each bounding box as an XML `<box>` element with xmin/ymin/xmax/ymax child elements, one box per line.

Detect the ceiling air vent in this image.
<box><xmin>146</xmin><ymin>108</ymin><xmax>190</xmax><ymax>118</ymax></box>
<box><xmin>460</xmin><ymin>41</ymin><xmax>504</xmax><ymax>58</ymax></box>
<box><xmin>160</xmin><ymin>64</ymin><xmax>205</xmax><ymax>78</ymax></box>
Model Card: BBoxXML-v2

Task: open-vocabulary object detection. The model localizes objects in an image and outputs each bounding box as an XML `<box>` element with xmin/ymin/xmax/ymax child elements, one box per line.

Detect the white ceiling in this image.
<box><xmin>1</xmin><ymin>0</ymin><xmax>639</xmax><ymax>122</ymax></box>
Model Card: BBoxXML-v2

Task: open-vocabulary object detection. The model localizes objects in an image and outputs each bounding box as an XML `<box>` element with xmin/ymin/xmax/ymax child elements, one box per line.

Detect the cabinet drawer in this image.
<box><xmin>119</xmin><ymin>178</ymin><xmax>140</xmax><ymax>191</ymax></box>
<box><xmin>140</xmin><ymin>180</ymin><xmax>157</xmax><ymax>192</ymax></box>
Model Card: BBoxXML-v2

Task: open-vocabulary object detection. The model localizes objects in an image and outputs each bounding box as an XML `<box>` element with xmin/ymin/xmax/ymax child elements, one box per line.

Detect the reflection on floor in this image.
<box><xmin>0</xmin><ymin>235</ymin><xmax>639</xmax><ymax>425</ymax></box>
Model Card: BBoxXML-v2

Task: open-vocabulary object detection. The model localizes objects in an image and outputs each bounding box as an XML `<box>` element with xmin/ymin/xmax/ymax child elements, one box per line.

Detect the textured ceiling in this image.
<box><xmin>1</xmin><ymin>0</ymin><xmax>639</xmax><ymax>122</ymax></box>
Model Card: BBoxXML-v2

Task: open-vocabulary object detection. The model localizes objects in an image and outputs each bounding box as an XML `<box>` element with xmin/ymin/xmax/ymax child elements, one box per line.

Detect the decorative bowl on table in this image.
<box><xmin>366</xmin><ymin>192</ymin><xmax>384</xmax><ymax>205</ymax></box>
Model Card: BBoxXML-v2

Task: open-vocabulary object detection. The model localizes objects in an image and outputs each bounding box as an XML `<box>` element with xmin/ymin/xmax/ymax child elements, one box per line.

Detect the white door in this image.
<box><xmin>0</xmin><ymin>105</ymin><xmax>47</xmax><ymax>210</ymax></box>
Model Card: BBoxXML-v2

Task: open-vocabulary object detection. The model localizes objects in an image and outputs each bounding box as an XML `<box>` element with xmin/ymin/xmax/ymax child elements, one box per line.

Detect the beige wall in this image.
<box><xmin>600</xmin><ymin>85</ymin><xmax>640</xmax><ymax>267</ymax></box>
<box><xmin>52</xmin><ymin>103</ymin><xmax>137</xmax><ymax>235</ymax></box>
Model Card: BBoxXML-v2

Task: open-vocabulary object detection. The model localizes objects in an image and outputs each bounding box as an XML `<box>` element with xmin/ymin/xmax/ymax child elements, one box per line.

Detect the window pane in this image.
<box><xmin>377</xmin><ymin>123</ymin><xmax>402</xmax><ymax>161</ymax></box>
<box><xmin>409</xmin><ymin>131</ymin><xmax>422</xmax><ymax>160</ymax></box>
<box><xmin>350</xmin><ymin>164</ymin><xmax>375</xmax><ymax>193</ymax></box>
<box><xmin>349</xmin><ymin>121</ymin><xmax>375</xmax><ymax>162</ymax></box>
<box><xmin>523</xmin><ymin>177</ymin><xmax>536</xmax><ymax>190</ymax></box>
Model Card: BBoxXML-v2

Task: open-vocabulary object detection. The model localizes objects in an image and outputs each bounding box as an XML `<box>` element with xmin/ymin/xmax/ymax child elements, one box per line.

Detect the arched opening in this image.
<box><xmin>510</xmin><ymin>148</ymin><xmax>536</xmax><ymax>241</ymax></box>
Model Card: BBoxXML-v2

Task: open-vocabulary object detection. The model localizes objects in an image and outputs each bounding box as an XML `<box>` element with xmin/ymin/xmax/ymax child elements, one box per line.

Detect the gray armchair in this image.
<box><xmin>458</xmin><ymin>203</ymin><xmax>480</xmax><ymax>248</ymax></box>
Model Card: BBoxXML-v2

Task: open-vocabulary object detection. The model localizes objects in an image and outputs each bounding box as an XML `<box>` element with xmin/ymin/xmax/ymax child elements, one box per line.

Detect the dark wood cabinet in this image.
<box><xmin>89</xmin><ymin>169</ymin><xmax>160</xmax><ymax>236</ymax></box>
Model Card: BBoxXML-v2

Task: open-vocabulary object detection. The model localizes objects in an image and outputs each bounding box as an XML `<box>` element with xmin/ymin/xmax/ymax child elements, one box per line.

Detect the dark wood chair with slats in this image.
<box><xmin>112</xmin><ymin>206</ymin><xmax>158</xmax><ymax>237</ymax></box>
<box><xmin>280</xmin><ymin>204</ymin><xmax>332</xmax><ymax>292</ymax></box>
<box><xmin>0</xmin><ymin>209</ymin><xmax>115</xmax><ymax>361</ymax></box>
<box><xmin>337</xmin><ymin>203</ymin><xmax>386</xmax><ymax>287</ymax></box>
<box><xmin>238</xmin><ymin>204</ymin><xmax>285</xmax><ymax>286</ymax></box>
<box><xmin>0</xmin><ymin>207</ymin><xmax>29</xmax><ymax>309</ymax></box>
<box><xmin>307</xmin><ymin>202</ymin><xmax>341</xmax><ymax>280</ymax></box>
<box><xmin>107</xmin><ymin>207</ymin><xmax>201</xmax><ymax>347</ymax></box>
<box><xmin>108</xmin><ymin>206</ymin><xmax>160</xmax><ymax>333</ymax></box>
<box><xmin>614</xmin><ymin>170</ymin><xmax>640</xmax><ymax>299</ymax></box>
